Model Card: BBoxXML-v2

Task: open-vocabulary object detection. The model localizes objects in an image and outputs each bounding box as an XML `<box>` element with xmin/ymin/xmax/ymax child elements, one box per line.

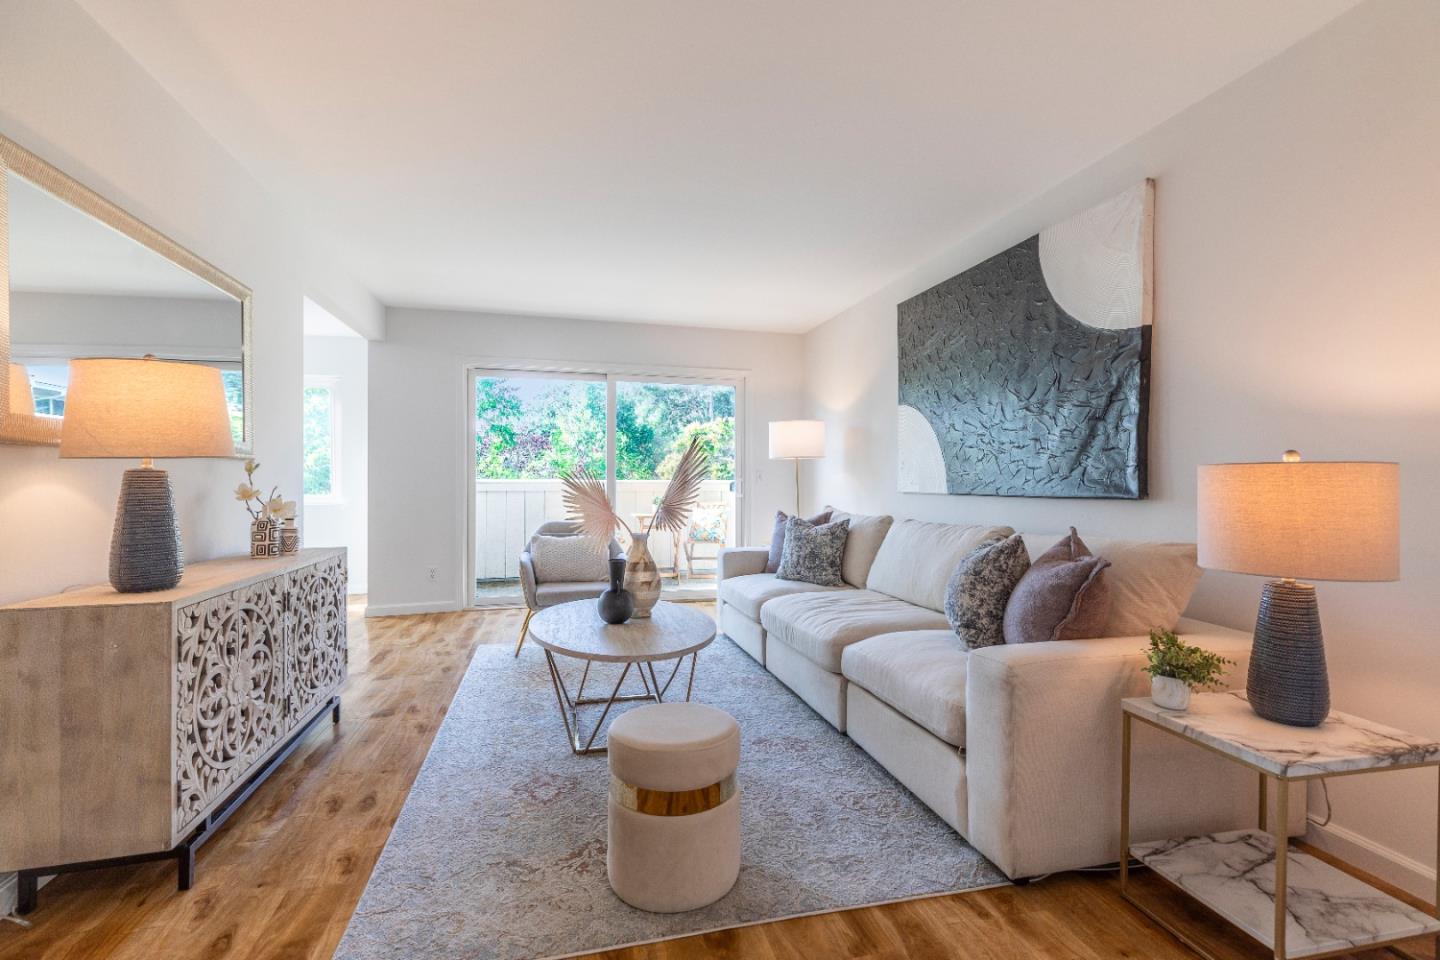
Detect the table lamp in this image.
<box><xmin>59</xmin><ymin>356</ymin><xmax>236</xmax><ymax>593</ymax></box>
<box><xmin>1196</xmin><ymin>452</ymin><xmax>1399</xmax><ymax>726</ymax></box>
<box><xmin>768</xmin><ymin>419</ymin><xmax>825</xmax><ymax>515</ymax></box>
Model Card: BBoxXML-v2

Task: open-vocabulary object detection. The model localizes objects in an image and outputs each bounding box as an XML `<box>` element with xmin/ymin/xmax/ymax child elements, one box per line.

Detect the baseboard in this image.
<box><xmin>1305</xmin><ymin>817</ymin><xmax>1435</xmax><ymax>904</ymax></box>
<box><xmin>363</xmin><ymin>599</ymin><xmax>462</xmax><ymax>618</ymax></box>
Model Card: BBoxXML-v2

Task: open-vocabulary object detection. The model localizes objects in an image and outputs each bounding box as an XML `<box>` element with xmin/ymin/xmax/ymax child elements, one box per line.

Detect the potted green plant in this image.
<box><xmin>1142</xmin><ymin>628</ymin><xmax>1233</xmax><ymax>711</ymax></box>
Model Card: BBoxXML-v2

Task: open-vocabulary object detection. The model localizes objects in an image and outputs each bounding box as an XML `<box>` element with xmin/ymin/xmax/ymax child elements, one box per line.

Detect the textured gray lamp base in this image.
<box><xmin>110</xmin><ymin>467</ymin><xmax>184</xmax><ymax>593</ymax></box>
<box><xmin>1248</xmin><ymin>579</ymin><xmax>1329</xmax><ymax>727</ymax></box>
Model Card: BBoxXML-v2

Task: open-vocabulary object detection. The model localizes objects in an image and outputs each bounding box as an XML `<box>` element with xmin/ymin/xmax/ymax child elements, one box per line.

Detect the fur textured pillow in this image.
<box><xmin>765</xmin><ymin>508</ymin><xmax>833</xmax><ymax>573</ymax></box>
<box><xmin>944</xmin><ymin>534</ymin><xmax>1031</xmax><ymax>649</ymax></box>
<box><xmin>1002</xmin><ymin>528</ymin><xmax>1112</xmax><ymax>643</ymax></box>
<box><xmin>776</xmin><ymin>517</ymin><xmax>851</xmax><ymax>586</ymax></box>
<box><xmin>529</xmin><ymin>535</ymin><xmax>609</xmax><ymax>583</ymax></box>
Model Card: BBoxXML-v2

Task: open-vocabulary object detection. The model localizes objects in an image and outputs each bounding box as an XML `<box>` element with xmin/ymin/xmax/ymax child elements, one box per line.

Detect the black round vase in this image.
<box><xmin>597</xmin><ymin>557</ymin><xmax>634</xmax><ymax>624</ymax></box>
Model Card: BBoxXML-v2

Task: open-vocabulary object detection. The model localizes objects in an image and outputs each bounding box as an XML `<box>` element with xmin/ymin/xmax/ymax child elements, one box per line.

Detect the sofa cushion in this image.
<box><xmin>1021</xmin><ymin>532</ymin><xmax>1203</xmax><ymax>636</ymax></box>
<box><xmin>765</xmin><ymin>509</ymin><xmax>832</xmax><ymax>573</ymax></box>
<box><xmin>1004</xmin><ymin>528</ymin><xmax>1112</xmax><ymax>644</ymax></box>
<box><xmin>825</xmin><ymin>506</ymin><xmax>895</xmax><ymax>588</ymax></box>
<box><xmin>842</xmin><ymin>630</ymin><xmax>969</xmax><ymax>747</ymax></box>
<box><xmin>945</xmin><ymin>533</ymin><xmax>1030</xmax><ymax>649</ymax></box>
<box><xmin>866</xmin><ymin>519</ymin><xmax>1015</xmax><ymax>612</ymax></box>
<box><xmin>718</xmin><ymin>572</ymin><xmax>849</xmax><ymax>621</ymax></box>
<box><xmin>761</xmin><ymin>590</ymin><xmax>949</xmax><ymax>672</ymax></box>
<box><xmin>776</xmin><ymin>516</ymin><xmax>850</xmax><ymax>586</ymax></box>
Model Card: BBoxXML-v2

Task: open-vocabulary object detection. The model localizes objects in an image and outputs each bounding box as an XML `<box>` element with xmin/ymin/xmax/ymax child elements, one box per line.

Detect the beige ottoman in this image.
<box><xmin>606</xmin><ymin>702</ymin><xmax>741</xmax><ymax>912</ymax></box>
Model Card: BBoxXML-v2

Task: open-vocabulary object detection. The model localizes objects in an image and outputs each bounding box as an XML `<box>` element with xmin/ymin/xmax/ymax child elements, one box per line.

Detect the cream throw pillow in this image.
<box><xmin>1020</xmin><ymin>533</ymin><xmax>1203</xmax><ymax>636</ymax></box>
<box><xmin>530</xmin><ymin>534</ymin><xmax>609</xmax><ymax>583</ymax></box>
<box><xmin>866</xmin><ymin>519</ymin><xmax>1015</xmax><ymax>612</ymax></box>
<box><xmin>824</xmin><ymin>506</ymin><xmax>894</xmax><ymax>588</ymax></box>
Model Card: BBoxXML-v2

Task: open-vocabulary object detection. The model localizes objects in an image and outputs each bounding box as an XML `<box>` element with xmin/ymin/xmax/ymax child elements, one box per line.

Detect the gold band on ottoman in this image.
<box><xmin>610</xmin><ymin>773</ymin><xmax>737</xmax><ymax>817</ymax></box>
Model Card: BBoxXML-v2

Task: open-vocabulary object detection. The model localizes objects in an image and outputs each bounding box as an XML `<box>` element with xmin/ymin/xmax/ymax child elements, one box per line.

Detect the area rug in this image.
<box><xmin>334</xmin><ymin>632</ymin><xmax>1006</xmax><ymax>960</ymax></box>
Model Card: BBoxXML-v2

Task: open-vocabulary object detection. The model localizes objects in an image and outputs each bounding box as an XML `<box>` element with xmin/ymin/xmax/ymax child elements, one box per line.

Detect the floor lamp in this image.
<box><xmin>768</xmin><ymin>420</ymin><xmax>825</xmax><ymax>515</ymax></box>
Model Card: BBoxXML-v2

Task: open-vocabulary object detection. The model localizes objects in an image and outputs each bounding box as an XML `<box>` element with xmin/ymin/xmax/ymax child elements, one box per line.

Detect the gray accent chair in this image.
<box><xmin>515</xmin><ymin>520</ymin><xmax>624</xmax><ymax>656</ymax></box>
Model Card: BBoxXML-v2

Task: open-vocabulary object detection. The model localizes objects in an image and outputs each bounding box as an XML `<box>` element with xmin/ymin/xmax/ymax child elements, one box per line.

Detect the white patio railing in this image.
<box><xmin>474</xmin><ymin>479</ymin><xmax>735</xmax><ymax>581</ymax></box>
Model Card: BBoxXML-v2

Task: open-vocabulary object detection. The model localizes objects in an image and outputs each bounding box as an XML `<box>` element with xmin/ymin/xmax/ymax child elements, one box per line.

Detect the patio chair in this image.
<box><xmin>515</xmin><ymin>520</ymin><xmax>623</xmax><ymax>657</ymax></box>
<box><xmin>682</xmin><ymin>505</ymin><xmax>729</xmax><ymax>579</ymax></box>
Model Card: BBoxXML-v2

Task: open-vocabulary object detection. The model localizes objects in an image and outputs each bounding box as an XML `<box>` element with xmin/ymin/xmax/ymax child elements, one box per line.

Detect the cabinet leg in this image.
<box><xmin>332</xmin><ymin>698</ymin><xmax>341</xmax><ymax>724</ymax></box>
<box><xmin>15</xmin><ymin>873</ymin><xmax>37</xmax><ymax>915</ymax></box>
<box><xmin>178</xmin><ymin>845</ymin><xmax>195</xmax><ymax>891</ymax></box>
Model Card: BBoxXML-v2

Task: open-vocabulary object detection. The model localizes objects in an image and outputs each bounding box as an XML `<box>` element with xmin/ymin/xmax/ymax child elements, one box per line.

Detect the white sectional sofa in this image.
<box><xmin>717</xmin><ymin>511</ymin><xmax>1303</xmax><ymax>880</ymax></box>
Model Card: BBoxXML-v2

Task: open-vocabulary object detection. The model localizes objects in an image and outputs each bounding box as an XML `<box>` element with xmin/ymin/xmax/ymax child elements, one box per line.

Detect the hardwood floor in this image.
<box><xmin>0</xmin><ymin>603</ymin><xmax>1432</xmax><ymax>960</ymax></box>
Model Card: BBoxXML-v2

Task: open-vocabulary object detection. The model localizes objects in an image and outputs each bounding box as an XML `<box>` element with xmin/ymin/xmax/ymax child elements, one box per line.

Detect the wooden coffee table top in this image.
<box><xmin>529</xmin><ymin>600</ymin><xmax>716</xmax><ymax>663</ymax></box>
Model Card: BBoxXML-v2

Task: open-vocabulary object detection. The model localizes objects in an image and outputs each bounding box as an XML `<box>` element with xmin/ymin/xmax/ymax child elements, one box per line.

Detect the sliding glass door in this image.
<box><xmin>469</xmin><ymin>368</ymin><xmax>743</xmax><ymax>607</ymax></box>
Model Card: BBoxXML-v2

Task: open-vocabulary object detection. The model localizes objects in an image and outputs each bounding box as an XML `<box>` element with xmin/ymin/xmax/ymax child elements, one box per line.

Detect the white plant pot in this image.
<box><xmin>1151</xmin><ymin>675</ymin><xmax>1191</xmax><ymax>712</ymax></box>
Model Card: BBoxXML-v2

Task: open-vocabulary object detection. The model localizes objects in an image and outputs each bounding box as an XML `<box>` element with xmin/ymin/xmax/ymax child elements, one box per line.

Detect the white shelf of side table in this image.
<box><xmin>1120</xmin><ymin>692</ymin><xmax>1440</xmax><ymax>960</ymax></box>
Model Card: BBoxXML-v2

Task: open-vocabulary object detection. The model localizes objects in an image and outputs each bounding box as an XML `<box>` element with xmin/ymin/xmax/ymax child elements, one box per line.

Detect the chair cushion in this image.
<box><xmin>530</xmin><ymin>534</ymin><xmax>609</xmax><ymax>582</ymax></box>
<box><xmin>866</xmin><ymin>519</ymin><xmax>1015</xmax><ymax>612</ymax></box>
<box><xmin>718</xmin><ymin>573</ymin><xmax>849</xmax><ymax>621</ymax></box>
<box><xmin>842</xmin><ymin>630</ymin><xmax>969</xmax><ymax>746</ymax></box>
<box><xmin>535</xmin><ymin>581</ymin><xmax>609</xmax><ymax>606</ymax></box>
<box><xmin>761</xmin><ymin>590</ymin><xmax>949</xmax><ymax>673</ymax></box>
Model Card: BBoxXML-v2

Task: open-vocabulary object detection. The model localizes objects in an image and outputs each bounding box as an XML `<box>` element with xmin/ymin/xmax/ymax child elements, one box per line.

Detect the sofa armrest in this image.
<box><xmin>717</xmin><ymin>547</ymin><xmax>769</xmax><ymax>583</ymax></box>
<box><xmin>964</xmin><ymin>618</ymin><xmax>1302</xmax><ymax>879</ymax></box>
<box><xmin>518</xmin><ymin>551</ymin><xmax>539</xmax><ymax>610</ymax></box>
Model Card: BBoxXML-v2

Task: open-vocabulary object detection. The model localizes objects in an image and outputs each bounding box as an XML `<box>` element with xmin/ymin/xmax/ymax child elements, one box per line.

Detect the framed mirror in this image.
<box><xmin>0</xmin><ymin>134</ymin><xmax>252</xmax><ymax>452</ymax></box>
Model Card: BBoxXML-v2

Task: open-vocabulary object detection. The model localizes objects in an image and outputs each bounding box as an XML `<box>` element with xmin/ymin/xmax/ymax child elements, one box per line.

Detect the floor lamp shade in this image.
<box><xmin>59</xmin><ymin>357</ymin><xmax>236</xmax><ymax>593</ymax></box>
<box><xmin>1196</xmin><ymin>456</ymin><xmax>1399</xmax><ymax>726</ymax></box>
<box><xmin>769</xmin><ymin>420</ymin><xmax>825</xmax><ymax>514</ymax></box>
<box><xmin>768</xmin><ymin>420</ymin><xmax>825</xmax><ymax>460</ymax></box>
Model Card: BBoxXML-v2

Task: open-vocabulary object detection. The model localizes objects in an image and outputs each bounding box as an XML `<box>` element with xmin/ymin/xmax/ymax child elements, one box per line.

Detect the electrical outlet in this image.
<box><xmin>426</xmin><ymin>566</ymin><xmax>438</xmax><ymax>582</ymax></box>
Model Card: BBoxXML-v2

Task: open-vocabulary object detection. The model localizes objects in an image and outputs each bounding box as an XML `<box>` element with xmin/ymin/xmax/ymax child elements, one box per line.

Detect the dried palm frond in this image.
<box><xmin>650</xmin><ymin>438</ymin><xmax>712</xmax><ymax>538</ymax></box>
<box><xmin>561</xmin><ymin>465</ymin><xmax>629</xmax><ymax>552</ymax></box>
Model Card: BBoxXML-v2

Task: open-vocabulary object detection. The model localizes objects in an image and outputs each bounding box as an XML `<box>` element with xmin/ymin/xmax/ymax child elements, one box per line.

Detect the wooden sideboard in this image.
<box><xmin>0</xmin><ymin>547</ymin><xmax>347</xmax><ymax>912</ymax></box>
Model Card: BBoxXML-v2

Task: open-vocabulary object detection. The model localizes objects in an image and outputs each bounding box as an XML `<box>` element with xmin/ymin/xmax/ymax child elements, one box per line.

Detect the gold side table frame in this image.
<box><xmin>1120</xmin><ymin>709</ymin><xmax>1440</xmax><ymax>960</ymax></box>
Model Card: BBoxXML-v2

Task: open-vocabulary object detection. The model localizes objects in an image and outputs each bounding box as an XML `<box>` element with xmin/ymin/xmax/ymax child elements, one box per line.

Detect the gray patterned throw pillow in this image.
<box><xmin>776</xmin><ymin>517</ymin><xmax>851</xmax><ymax>586</ymax></box>
<box><xmin>944</xmin><ymin>533</ymin><xmax>1031</xmax><ymax>649</ymax></box>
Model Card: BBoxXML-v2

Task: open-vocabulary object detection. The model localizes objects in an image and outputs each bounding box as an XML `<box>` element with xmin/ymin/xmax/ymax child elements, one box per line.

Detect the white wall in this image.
<box><xmin>303</xmin><ymin>334</ymin><xmax>369</xmax><ymax>593</ymax></box>
<box><xmin>368</xmin><ymin>307</ymin><xmax>804</xmax><ymax>615</ymax></box>
<box><xmin>0</xmin><ymin>0</ymin><xmax>381</xmax><ymax>607</ymax></box>
<box><xmin>11</xmin><ymin>291</ymin><xmax>240</xmax><ymax>356</ymax></box>
<box><xmin>802</xmin><ymin>0</ymin><xmax>1440</xmax><ymax>895</ymax></box>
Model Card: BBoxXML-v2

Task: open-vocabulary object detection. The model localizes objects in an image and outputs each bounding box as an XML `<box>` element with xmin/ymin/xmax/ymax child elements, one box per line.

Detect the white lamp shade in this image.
<box><xmin>769</xmin><ymin>420</ymin><xmax>825</xmax><ymax>460</ymax></box>
<box><xmin>1196</xmin><ymin>460</ymin><xmax>1399</xmax><ymax>582</ymax></box>
<box><xmin>59</xmin><ymin>357</ymin><xmax>236</xmax><ymax>459</ymax></box>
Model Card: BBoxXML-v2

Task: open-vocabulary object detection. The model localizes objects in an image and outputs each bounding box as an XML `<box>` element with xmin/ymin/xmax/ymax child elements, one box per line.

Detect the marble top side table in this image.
<box><xmin>1120</xmin><ymin>691</ymin><xmax>1440</xmax><ymax>960</ymax></box>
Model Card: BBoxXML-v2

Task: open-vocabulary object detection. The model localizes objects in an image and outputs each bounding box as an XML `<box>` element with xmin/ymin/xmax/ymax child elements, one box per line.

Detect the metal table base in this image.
<box><xmin>543</xmin><ymin>650</ymin><xmax>698</xmax><ymax>755</ymax></box>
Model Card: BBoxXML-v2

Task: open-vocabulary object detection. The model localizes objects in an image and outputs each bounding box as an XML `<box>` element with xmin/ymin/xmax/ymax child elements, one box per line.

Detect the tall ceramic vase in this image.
<box><xmin>626</xmin><ymin>532</ymin><xmax>662</xmax><ymax>618</ymax></box>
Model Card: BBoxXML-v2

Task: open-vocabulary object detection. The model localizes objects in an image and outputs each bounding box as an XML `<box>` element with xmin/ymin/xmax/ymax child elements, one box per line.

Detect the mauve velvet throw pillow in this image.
<box><xmin>1002</xmin><ymin>528</ymin><xmax>1113</xmax><ymax>644</ymax></box>
<box><xmin>766</xmin><ymin>509</ymin><xmax>833</xmax><ymax>573</ymax></box>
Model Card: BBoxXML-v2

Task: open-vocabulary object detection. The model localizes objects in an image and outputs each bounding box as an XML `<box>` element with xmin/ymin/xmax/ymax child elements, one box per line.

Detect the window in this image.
<box><xmin>303</xmin><ymin>380</ymin><xmax>339</xmax><ymax>499</ymax></box>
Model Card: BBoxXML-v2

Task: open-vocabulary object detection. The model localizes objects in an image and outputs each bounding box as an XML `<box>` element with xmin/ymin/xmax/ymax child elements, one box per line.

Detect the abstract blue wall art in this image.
<box><xmin>897</xmin><ymin>180</ymin><xmax>1153</xmax><ymax>499</ymax></box>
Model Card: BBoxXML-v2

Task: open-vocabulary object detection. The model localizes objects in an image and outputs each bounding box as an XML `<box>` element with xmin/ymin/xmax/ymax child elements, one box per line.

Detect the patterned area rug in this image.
<box><xmin>335</xmin><ymin>630</ymin><xmax>1006</xmax><ymax>960</ymax></box>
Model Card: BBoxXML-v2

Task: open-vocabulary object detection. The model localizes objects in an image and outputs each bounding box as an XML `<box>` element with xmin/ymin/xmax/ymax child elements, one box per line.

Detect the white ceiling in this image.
<box><xmin>6</xmin><ymin>171</ymin><xmax>230</xmax><ymax>299</ymax></box>
<box><xmin>75</xmin><ymin>0</ymin><xmax>1359</xmax><ymax>332</ymax></box>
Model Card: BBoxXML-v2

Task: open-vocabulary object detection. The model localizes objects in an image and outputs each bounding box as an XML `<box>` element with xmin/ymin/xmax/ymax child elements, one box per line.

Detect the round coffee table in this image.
<box><xmin>529</xmin><ymin>600</ymin><xmax>716</xmax><ymax>755</ymax></box>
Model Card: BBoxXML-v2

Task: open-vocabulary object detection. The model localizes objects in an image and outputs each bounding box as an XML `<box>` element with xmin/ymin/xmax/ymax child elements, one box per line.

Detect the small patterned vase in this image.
<box><xmin>250</xmin><ymin>518</ymin><xmax>280</xmax><ymax>558</ymax></box>
<box><xmin>280</xmin><ymin>520</ymin><xmax>300</xmax><ymax>555</ymax></box>
<box><xmin>625</xmin><ymin>533</ymin><xmax>662</xmax><ymax>618</ymax></box>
